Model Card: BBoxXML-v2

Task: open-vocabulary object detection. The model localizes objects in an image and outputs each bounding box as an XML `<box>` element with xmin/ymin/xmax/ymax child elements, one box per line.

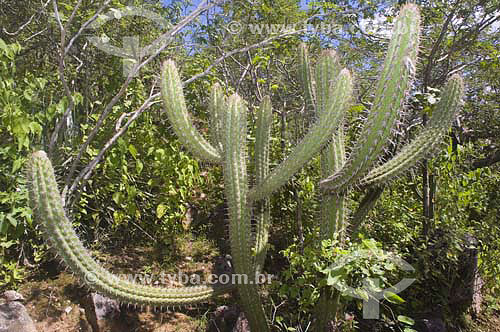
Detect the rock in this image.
<box><xmin>210</xmin><ymin>305</ymin><xmax>240</xmax><ymax>332</ymax></box>
<box><xmin>78</xmin><ymin>308</ymin><xmax>92</xmax><ymax>332</ymax></box>
<box><xmin>83</xmin><ymin>293</ymin><xmax>121</xmax><ymax>332</ymax></box>
<box><xmin>232</xmin><ymin>312</ymin><xmax>250</xmax><ymax>332</ymax></box>
<box><xmin>1</xmin><ymin>292</ymin><xmax>23</xmax><ymax>303</ymax></box>
<box><xmin>0</xmin><ymin>291</ymin><xmax>37</xmax><ymax>332</ymax></box>
<box><xmin>414</xmin><ymin>318</ymin><xmax>446</xmax><ymax>332</ymax></box>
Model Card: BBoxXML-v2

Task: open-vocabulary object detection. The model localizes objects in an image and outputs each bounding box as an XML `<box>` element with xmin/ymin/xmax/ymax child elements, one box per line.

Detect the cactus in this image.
<box><xmin>27</xmin><ymin>59</ymin><xmax>353</xmax><ymax>331</ymax></box>
<box><xmin>320</xmin><ymin>3</ymin><xmax>421</xmax><ymax>193</ymax></box>
<box><xmin>304</xmin><ymin>4</ymin><xmax>462</xmax><ymax>329</ymax></box>
<box><xmin>27</xmin><ymin>151</ymin><xmax>233</xmax><ymax>306</ymax></box>
<box><xmin>26</xmin><ymin>4</ymin><xmax>464</xmax><ymax>331</ymax></box>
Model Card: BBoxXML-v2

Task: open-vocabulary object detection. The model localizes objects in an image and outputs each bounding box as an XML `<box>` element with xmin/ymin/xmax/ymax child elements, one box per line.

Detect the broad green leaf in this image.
<box><xmin>128</xmin><ymin>144</ymin><xmax>138</xmax><ymax>159</ymax></box>
<box><xmin>384</xmin><ymin>291</ymin><xmax>405</xmax><ymax>304</ymax></box>
<box><xmin>136</xmin><ymin>159</ymin><xmax>143</xmax><ymax>174</ymax></box>
<box><xmin>398</xmin><ymin>315</ymin><xmax>415</xmax><ymax>325</ymax></box>
<box><xmin>156</xmin><ymin>204</ymin><xmax>167</xmax><ymax>219</ymax></box>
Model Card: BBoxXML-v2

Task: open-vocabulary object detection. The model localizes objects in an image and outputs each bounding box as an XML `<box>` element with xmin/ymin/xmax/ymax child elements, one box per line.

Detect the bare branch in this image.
<box><xmin>65</xmin><ymin>0</ymin><xmax>112</xmax><ymax>55</ymax></box>
<box><xmin>63</xmin><ymin>0</ymin><xmax>215</xmax><ymax>199</ymax></box>
<box><xmin>184</xmin><ymin>29</ymin><xmax>305</xmax><ymax>85</ymax></box>
<box><xmin>2</xmin><ymin>0</ymin><xmax>51</xmax><ymax>36</ymax></box>
<box><xmin>472</xmin><ymin>150</ymin><xmax>500</xmax><ymax>170</ymax></box>
<box><xmin>66</xmin><ymin>92</ymin><xmax>161</xmax><ymax>202</ymax></box>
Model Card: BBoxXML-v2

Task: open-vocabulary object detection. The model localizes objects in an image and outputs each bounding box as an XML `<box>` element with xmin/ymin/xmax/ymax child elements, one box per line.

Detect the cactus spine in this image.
<box><xmin>27</xmin><ymin>151</ymin><xmax>232</xmax><ymax>306</ymax></box>
<box><xmin>320</xmin><ymin>4</ymin><xmax>421</xmax><ymax>192</ymax></box>
<box><xmin>223</xmin><ymin>94</ymin><xmax>269</xmax><ymax>330</ymax></box>
<box><xmin>26</xmin><ymin>4</ymin><xmax>464</xmax><ymax>331</ymax></box>
<box><xmin>253</xmin><ymin>96</ymin><xmax>273</xmax><ymax>273</ymax></box>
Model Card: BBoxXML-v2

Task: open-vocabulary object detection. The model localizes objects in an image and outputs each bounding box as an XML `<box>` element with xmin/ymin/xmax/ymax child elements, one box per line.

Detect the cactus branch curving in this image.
<box><xmin>359</xmin><ymin>74</ymin><xmax>464</xmax><ymax>186</ymax></box>
<box><xmin>320</xmin><ymin>4</ymin><xmax>421</xmax><ymax>192</ymax></box>
<box><xmin>27</xmin><ymin>151</ymin><xmax>233</xmax><ymax>306</ymax></box>
<box><xmin>223</xmin><ymin>94</ymin><xmax>269</xmax><ymax>331</ymax></box>
<box><xmin>248</xmin><ymin>68</ymin><xmax>353</xmax><ymax>202</ymax></box>
<box><xmin>161</xmin><ymin>60</ymin><xmax>222</xmax><ymax>163</ymax></box>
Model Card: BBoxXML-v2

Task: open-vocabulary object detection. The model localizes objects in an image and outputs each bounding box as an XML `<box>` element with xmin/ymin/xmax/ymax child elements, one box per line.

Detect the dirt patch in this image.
<box><xmin>14</xmin><ymin>241</ymin><xmax>230</xmax><ymax>332</ymax></box>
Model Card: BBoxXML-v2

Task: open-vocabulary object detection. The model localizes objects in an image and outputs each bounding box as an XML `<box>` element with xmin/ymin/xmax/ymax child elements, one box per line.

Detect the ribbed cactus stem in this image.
<box><xmin>161</xmin><ymin>60</ymin><xmax>222</xmax><ymax>163</ymax></box>
<box><xmin>350</xmin><ymin>187</ymin><xmax>385</xmax><ymax>236</ymax></box>
<box><xmin>360</xmin><ymin>74</ymin><xmax>464</xmax><ymax>186</ymax></box>
<box><xmin>223</xmin><ymin>95</ymin><xmax>269</xmax><ymax>331</ymax></box>
<box><xmin>248</xmin><ymin>68</ymin><xmax>353</xmax><ymax>202</ymax></box>
<box><xmin>314</xmin><ymin>128</ymin><xmax>346</xmax><ymax>331</ymax></box>
<box><xmin>321</xmin><ymin>4</ymin><xmax>421</xmax><ymax>192</ymax></box>
<box><xmin>320</xmin><ymin>128</ymin><xmax>346</xmax><ymax>240</ymax></box>
<box><xmin>299</xmin><ymin>43</ymin><xmax>315</xmax><ymax>112</ymax></box>
<box><xmin>253</xmin><ymin>96</ymin><xmax>273</xmax><ymax>273</ymax></box>
<box><xmin>27</xmin><ymin>151</ymin><xmax>232</xmax><ymax>306</ymax></box>
<box><xmin>209</xmin><ymin>82</ymin><xmax>226</xmax><ymax>154</ymax></box>
<box><xmin>315</xmin><ymin>50</ymin><xmax>341</xmax><ymax>117</ymax></box>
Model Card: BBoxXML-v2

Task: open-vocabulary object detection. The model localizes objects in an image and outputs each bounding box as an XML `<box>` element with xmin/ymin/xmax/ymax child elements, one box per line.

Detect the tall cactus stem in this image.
<box><xmin>223</xmin><ymin>94</ymin><xmax>269</xmax><ymax>331</ymax></box>
<box><xmin>161</xmin><ymin>60</ymin><xmax>222</xmax><ymax>163</ymax></box>
<box><xmin>315</xmin><ymin>50</ymin><xmax>341</xmax><ymax>117</ymax></box>
<box><xmin>299</xmin><ymin>43</ymin><xmax>316</xmax><ymax>112</ymax></box>
<box><xmin>209</xmin><ymin>82</ymin><xmax>226</xmax><ymax>153</ymax></box>
<box><xmin>320</xmin><ymin>127</ymin><xmax>347</xmax><ymax>240</ymax></box>
<box><xmin>320</xmin><ymin>4</ymin><xmax>421</xmax><ymax>192</ymax></box>
<box><xmin>253</xmin><ymin>96</ymin><xmax>273</xmax><ymax>273</ymax></box>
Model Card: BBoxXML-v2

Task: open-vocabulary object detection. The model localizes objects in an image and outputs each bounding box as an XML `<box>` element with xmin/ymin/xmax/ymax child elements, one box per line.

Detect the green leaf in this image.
<box><xmin>398</xmin><ymin>315</ymin><xmax>415</xmax><ymax>325</ymax></box>
<box><xmin>355</xmin><ymin>288</ymin><xmax>370</xmax><ymax>301</ymax></box>
<box><xmin>326</xmin><ymin>274</ymin><xmax>341</xmax><ymax>286</ymax></box>
<box><xmin>12</xmin><ymin>159</ymin><xmax>22</xmax><ymax>173</ymax></box>
<box><xmin>0</xmin><ymin>38</ymin><xmax>7</xmax><ymax>51</ymax></box>
<box><xmin>136</xmin><ymin>160</ymin><xmax>143</xmax><ymax>174</ymax></box>
<box><xmin>112</xmin><ymin>192</ymin><xmax>121</xmax><ymax>205</ymax></box>
<box><xmin>6</xmin><ymin>214</ymin><xmax>17</xmax><ymax>227</ymax></box>
<box><xmin>156</xmin><ymin>204</ymin><xmax>167</xmax><ymax>219</ymax></box>
<box><xmin>384</xmin><ymin>291</ymin><xmax>405</xmax><ymax>304</ymax></box>
<box><xmin>128</xmin><ymin>144</ymin><xmax>138</xmax><ymax>159</ymax></box>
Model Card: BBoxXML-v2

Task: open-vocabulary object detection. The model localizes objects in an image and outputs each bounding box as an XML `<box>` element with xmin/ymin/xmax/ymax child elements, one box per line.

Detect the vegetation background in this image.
<box><xmin>0</xmin><ymin>0</ymin><xmax>499</xmax><ymax>331</ymax></box>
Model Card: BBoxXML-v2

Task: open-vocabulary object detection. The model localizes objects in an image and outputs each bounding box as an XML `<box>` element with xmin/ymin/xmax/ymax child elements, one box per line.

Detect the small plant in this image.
<box><xmin>27</xmin><ymin>4</ymin><xmax>463</xmax><ymax>331</ymax></box>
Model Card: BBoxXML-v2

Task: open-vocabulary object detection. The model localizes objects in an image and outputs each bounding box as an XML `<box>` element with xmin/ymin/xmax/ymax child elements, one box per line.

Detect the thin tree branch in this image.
<box><xmin>64</xmin><ymin>0</ymin><xmax>215</xmax><ymax>199</ymax></box>
<box><xmin>472</xmin><ymin>150</ymin><xmax>500</xmax><ymax>170</ymax></box>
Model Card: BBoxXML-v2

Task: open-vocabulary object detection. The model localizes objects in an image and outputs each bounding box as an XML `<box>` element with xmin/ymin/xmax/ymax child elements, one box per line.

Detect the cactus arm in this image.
<box><xmin>161</xmin><ymin>60</ymin><xmax>222</xmax><ymax>163</ymax></box>
<box><xmin>315</xmin><ymin>50</ymin><xmax>341</xmax><ymax>117</ymax></box>
<box><xmin>299</xmin><ymin>43</ymin><xmax>316</xmax><ymax>112</ymax></box>
<box><xmin>253</xmin><ymin>96</ymin><xmax>273</xmax><ymax>273</ymax></box>
<box><xmin>313</xmin><ymin>127</ymin><xmax>346</xmax><ymax>331</ymax></box>
<box><xmin>320</xmin><ymin>4</ymin><xmax>421</xmax><ymax>192</ymax></box>
<box><xmin>223</xmin><ymin>95</ymin><xmax>269</xmax><ymax>331</ymax></box>
<box><xmin>27</xmin><ymin>151</ymin><xmax>232</xmax><ymax>306</ymax></box>
<box><xmin>209</xmin><ymin>82</ymin><xmax>226</xmax><ymax>154</ymax></box>
<box><xmin>350</xmin><ymin>186</ymin><xmax>385</xmax><ymax>237</ymax></box>
<box><xmin>248</xmin><ymin>68</ymin><xmax>353</xmax><ymax>202</ymax></box>
<box><xmin>360</xmin><ymin>74</ymin><xmax>464</xmax><ymax>186</ymax></box>
<box><xmin>320</xmin><ymin>127</ymin><xmax>347</xmax><ymax>241</ymax></box>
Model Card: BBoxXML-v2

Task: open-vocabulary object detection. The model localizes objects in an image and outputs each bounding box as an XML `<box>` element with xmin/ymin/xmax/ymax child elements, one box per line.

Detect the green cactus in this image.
<box><xmin>305</xmin><ymin>4</ymin><xmax>462</xmax><ymax>329</ymax></box>
<box><xmin>320</xmin><ymin>3</ymin><xmax>421</xmax><ymax>193</ymax></box>
<box><xmin>254</xmin><ymin>96</ymin><xmax>273</xmax><ymax>273</ymax></box>
<box><xmin>26</xmin><ymin>4</ymin><xmax>464</xmax><ymax>331</ymax></box>
<box><xmin>27</xmin><ymin>151</ymin><xmax>233</xmax><ymax>306</ymax></box>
